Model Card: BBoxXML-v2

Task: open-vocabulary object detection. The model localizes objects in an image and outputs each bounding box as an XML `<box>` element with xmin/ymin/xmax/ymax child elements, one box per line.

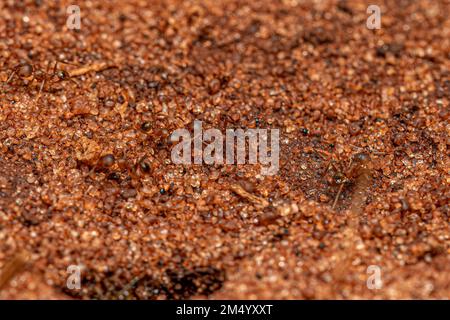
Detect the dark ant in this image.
<box><xmin>5</xmin><ymin>59</ymin><xmax>76</xmax><ymax>100</ymax></box>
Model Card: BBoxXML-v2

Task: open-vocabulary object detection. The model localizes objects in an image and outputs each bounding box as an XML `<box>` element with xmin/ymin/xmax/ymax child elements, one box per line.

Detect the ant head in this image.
<box><xmin>56</xmin><ymin>70</ymin><xmax>68</xmax><ymax>80</ymax></box>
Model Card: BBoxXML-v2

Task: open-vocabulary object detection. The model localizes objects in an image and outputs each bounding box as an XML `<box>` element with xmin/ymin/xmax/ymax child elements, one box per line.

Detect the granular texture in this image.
<box><xmin>0</xmin><ymin>0</ymin><xmax>448</xmax><ymax>299</ymax></box>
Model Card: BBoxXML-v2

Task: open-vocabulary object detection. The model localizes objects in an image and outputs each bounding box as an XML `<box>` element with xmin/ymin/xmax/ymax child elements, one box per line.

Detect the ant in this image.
<box><xmin>316</xmin><ymin>148</ymin><xmax>374</xmax><ymax>210</ymax></box>
<box><xmin>5</xmin><ymin>59</ymin><xmax>76</xmax><ymax>100</ymax></box>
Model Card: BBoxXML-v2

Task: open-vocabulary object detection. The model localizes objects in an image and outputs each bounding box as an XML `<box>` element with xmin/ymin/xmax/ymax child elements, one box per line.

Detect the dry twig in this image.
<box><xmin>230</xmin><ymin>184</ymin><xmax>269</xmax><ymax>208</ymax></box>
<box><xmin>68</xmin><ymin>62</ymin><xmax>115</xmax><ymax>77</ymax></box>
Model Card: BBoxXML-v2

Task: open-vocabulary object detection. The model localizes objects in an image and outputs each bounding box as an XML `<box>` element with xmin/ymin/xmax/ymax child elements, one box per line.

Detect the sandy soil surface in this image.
<box><xmin>0</xmin><ymin>0</ymin><xmax>449</xmax><ymax>299</ymax></box>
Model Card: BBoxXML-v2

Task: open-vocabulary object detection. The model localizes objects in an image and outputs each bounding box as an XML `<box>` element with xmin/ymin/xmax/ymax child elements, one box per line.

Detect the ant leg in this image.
<box><xmin>332</xmin><ymin>183</ymin><xmax>345</xmax><ymax>210</ymax></box>
<box><xmin>5</xmin><ymin>70</ymin><xmax>16</xmax><ymax>84</ymax></box>
<box><xmin>47</xmin><ymin>61</ymin><xmax>61</xmax><ymax>89</ymax></box>
<box><xmin>331</xmin><ymin>159</ymin><xmax>356</xmax><ymax>210</ymax></box>
<box><xmin>35</xmin><ymin>61</ymin><xmax>52</xmax><ymax>100</ymax></box>
<box><xmin>35</xmin><ymin>78</ymin><xmax>45</xmax><ymax>102</ymax></box>
<box><xmin>52</xmin><ymin>60</ymin><xmax>58</xmax><ymax>77</ymax></box>
<box><xmin>322</xmin><ymin>158</ymin><xmax>333</xmax><ymax>176</ymax></box>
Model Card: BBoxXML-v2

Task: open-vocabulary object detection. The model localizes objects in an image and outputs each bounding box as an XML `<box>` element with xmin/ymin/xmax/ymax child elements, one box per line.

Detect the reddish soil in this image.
<box><xmin>0</xmin><ymin>0</ymin><xmax>448</xmax><ymax>299</ymax></box>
